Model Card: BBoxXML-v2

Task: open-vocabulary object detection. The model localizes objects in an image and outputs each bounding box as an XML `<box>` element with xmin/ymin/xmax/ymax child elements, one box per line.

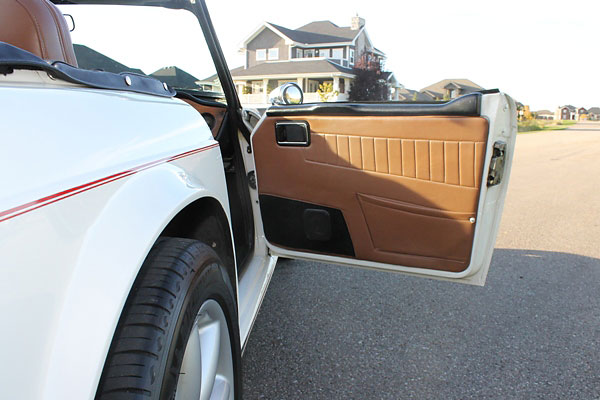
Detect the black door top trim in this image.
<box><xmin>267</xmin><ymin>92</ymin><xmax>481</xmax><ymax>117</ymax></box>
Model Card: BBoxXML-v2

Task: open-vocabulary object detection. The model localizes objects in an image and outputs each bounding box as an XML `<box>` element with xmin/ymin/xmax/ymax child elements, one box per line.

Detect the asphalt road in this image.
<box><xmin>242</xmin><ymin>122</ymin><xmax>600</xmax><ymax>399</ymax></box>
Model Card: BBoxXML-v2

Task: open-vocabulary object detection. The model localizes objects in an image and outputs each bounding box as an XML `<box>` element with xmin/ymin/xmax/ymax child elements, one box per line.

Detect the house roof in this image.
<box><xmin>296</xmin><ymin>21</ymin><xmax>358</xmax><ymax>40</ymax></box>
<box><xmin>230</xmin><ymin>59</ymin><xmax>354</xmax><ymax>78</ymax></box>
<box><xmin>420</xmin><ymin>90</ymin><xmax>440</xmax><ymax>100</ymax></box>
<box><xmin>420</xmin><ymin>79</ymin><xmax>484</xmax><ymax>97</ymax></box>
<box><xmin>535</xmin><ymin>110</ymin><xmax>553</xmax><ymax>115</ymax></box>
<box><xmin>560</xmin><ymin>105</ymin><xmax>576</xmax><ymax>111</ymax></box>
<box><xmin>150</xmin><ymin>66</ymin><xmax>199</xmax><ymax>88</ymax></box>
<box><xmin>588</xmin><ymin>107</ymin><xmax>600</xmax><ymax>114</ymax></box>
<box><xmin>267</xmin><ymin>22</ymin><xmax>357</xmax><ymax>45</ymax></box>
<box><xmin>381</xmin><ymin>71</ymin><xmax>401</xmax><ymax>87</ymax></box>
<box><xmin>73</xmin><ymin>44</ymin><xmax>144</xmax><ymax>75</ymax></box>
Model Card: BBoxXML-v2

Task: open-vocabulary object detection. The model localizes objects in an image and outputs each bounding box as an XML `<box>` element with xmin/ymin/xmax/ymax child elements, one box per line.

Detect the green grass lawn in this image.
<box><xmin>518</xmin><ymin>119</ymin><xmax>577</xmax><ymax>133</ymax></box>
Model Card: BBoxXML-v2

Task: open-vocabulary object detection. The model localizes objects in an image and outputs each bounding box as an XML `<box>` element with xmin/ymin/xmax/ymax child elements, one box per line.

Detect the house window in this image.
<box><xmin>350</xmin><ymin>49</ymin><xmax>354</xmax><ymax>64</ymax></box>
<box><xmin>307</xmin><ymin>79</ymin><xmax>319</xmax><ymax>93</ymax></box>
<box><xmin>296</xmin><ymin>48</ymin><xmax>302</xmax><ymax>58</ymax></box>
<box><xmin>268</xmin><ymin>48</ymin><xmax>279</xmax><ymax>60</ymax></box>
<box><xmin>251</xmin><ymin>81</ymin><xmax>264</xmax><ymax>93</ymax></box>
<box><xmin>339</xmin><ymin>78</ymin><xmax>345</xmax><ymax>93</ymax></box>
<box><xmin>318</xmin><ymin>48</ymin><xmax>330</xmax><ymax>57</ymax></box>
<box><xmin>331</xmin><ymin>48</ymin><xmax>344</xmax><ymax>60</ymax></box>
<box><xmin>304</xmin><ymin>49</ymin><xmax>314</xmax><ymax>58</ymax></box>
<box><xmin>256</xmin><ymin>49</ymin><xmax>266</xmax><ymax>61</ymax></box>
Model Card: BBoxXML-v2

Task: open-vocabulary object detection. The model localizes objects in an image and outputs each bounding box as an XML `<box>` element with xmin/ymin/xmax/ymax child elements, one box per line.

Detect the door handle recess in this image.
<box><xmin>275</xmin><ymin>121</ymin><xmax>310</xmax><ymax>146</ymax></box>
<box><xmin>487</xmin><ymin>141</ymin><xmax>506</xmax><ymax>187</ymax></box>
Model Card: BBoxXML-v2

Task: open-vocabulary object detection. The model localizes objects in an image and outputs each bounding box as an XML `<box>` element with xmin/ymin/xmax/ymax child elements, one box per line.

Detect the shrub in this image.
<box><xmin>317</xmin><ymin>82</ymin><xmax>339</xmax><ymax>102</ymax></box>
<box><xmin>518</xmin><ymin>120</ymin><xmax>543</xmax><ymax>132</ymax></box>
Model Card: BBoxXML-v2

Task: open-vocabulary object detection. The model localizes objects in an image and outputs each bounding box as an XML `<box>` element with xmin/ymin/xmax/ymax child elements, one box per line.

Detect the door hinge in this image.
<box><xmin>487</xmin><ymin>141</ymin><xmax>507</xmax><ymax>187</ymax></box>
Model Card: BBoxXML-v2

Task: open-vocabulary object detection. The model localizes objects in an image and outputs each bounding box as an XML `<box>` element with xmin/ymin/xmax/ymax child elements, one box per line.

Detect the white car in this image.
<box><xmin>0</xmin><ymin>0</ymin><xmax>516</xmax><ymax>399</ymax></box>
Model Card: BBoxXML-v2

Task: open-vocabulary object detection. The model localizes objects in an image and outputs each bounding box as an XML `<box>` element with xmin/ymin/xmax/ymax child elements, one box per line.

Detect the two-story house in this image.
<box><xmin>231</xmin><ymin>16</ymin><xmax>401</xmax><ymax>106</ymax></box>
<box><xmin>555</xmin><ymin>105</ymin><xmax>577</xmax><ymax>120</ymax></box>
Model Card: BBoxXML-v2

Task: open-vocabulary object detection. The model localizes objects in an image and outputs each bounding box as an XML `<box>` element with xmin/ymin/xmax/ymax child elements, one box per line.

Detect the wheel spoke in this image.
<box><xmin>175</xmin><ymin>299</ymin><xmax>234</xmax><ymax>400</ymax></box>
<box><xmin>176</xmin><ymin>325</ymin><xmax>202</xmax><ymax>400</ymax></box>
<box><xmin>211</xmin><ymin>376</ymin><xmax>231</xmax><ymax>400</ymax></box>
<box><xmin>199</xmin><ymin>318</ymin><xmax>220</xmax><ymax>400</ymax></box>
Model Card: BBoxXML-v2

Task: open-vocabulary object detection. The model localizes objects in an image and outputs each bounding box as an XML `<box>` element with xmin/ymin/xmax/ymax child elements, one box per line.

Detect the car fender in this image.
<box><xmin>41</xmin><ymin>159</ymin><xmax>231</xmax><ymax>400</ymax></box>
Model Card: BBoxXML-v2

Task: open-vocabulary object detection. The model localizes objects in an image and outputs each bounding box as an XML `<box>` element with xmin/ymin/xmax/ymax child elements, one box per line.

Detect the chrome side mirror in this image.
<box><xmin>269</xmin><ymin>82</ymin><xmax>303</xmax><ymax>105</ymax></box>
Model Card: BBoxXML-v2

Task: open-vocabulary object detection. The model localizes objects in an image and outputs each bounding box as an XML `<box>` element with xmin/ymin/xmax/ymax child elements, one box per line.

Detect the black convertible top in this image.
<box><xmin>52</xmin><ymin>0</ymin><xmax>193</xmax><ymax>10</ymax></box>
<box><xmin>0</xmin><ymin>42</ymin><xmax>176</xmax><ymax>98</ymax></box>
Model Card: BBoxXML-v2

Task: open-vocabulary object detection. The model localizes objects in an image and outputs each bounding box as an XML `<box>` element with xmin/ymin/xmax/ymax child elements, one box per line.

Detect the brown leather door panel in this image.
<box><xmin>180</xmin><ymin>98</ymin><xmax>226</xmax><ymax>138</ymax></box>
<box><xmin>252</xmin><ymin>115</ymin><xmax>489</xmax><ymax>272</ymax></box>
<box><xmin>358</xmin><ymin>194</ymin><xmax>475</xmax><ymax>269</ymax></box>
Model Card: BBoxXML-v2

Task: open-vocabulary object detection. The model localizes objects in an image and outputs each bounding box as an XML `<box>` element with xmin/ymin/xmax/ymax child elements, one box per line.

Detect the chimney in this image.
<box><xmin>351</xmin><ymin>15</ymin><xmax>365</xmax><ymax>30</ymax></box>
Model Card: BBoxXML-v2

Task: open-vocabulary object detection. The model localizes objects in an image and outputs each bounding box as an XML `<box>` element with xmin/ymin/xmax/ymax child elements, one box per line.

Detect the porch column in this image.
<box><xmin>332</xmin><ymin>76</ymin><xmax>340</xmax><ymax>102</ymax></box>
<box><xmin>297</xmin><ymin>77</ymin><xmax>304</xmax><ymax>92</ymax></box>
<box><xmin>333</xmin><ymin>76</ymin><xmax>340</xmax><ymax>92</ymax></box>
<box><xmin>263</xmin><ymin>78</ymin><xmax>269</xmax><ymax>104</ymax></box>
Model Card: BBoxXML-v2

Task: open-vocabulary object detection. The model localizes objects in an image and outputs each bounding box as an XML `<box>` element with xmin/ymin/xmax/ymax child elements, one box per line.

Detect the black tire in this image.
<box><xmin>96</xmin><ymin>237</ymin><xmax>241</xmax><ymax>400</ymax></box>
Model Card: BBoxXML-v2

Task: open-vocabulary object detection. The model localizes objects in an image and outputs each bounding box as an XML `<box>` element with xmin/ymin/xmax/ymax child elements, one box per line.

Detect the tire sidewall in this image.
<box><xmin>159</xmin><ymin>251</ymin><xmax>241</xmax><ymax>399</ymax></box>
<box><xmin>160</xmin><ymin>250</ymin><xmax>241</xmax><ymax>399</ymax></box>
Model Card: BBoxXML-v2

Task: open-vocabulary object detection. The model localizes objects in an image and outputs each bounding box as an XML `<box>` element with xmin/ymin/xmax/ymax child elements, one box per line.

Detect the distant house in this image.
<box><xmin>73</xmin><ymin>44</ymin><xmax>144</xmax><ymax>75</ymax></box>
<box><xmin>396</xmin><ymin>87</ymin><xmax>432</xmax><ymax>102</ymax></box>
<box><xmin>556</xmin><ymin>105</ymin><xmax>577</xmax><ymax>120</ymax></box>
<box><xmin>535</xmin><ymin>110</ymin><xmax>554</xmax><ymax>120</ymax></box>
<box><xmin>72</xmin><ymin>44</ymin><xmax>209</xmax><ymax>92</ymax></box>
<box><xmin>232</xmin><ymin>17</ymin><xmax>401</xmax><ymax>106</ymax></box>
<box><xmin>419</xmin><ymin>79</ymin><xmax>484</xmax><ymax>101</ymax></box>
<box><xmin>150</xmin><ymin>66</ymin><xmax>200</xmax><ymax>89</ymax></box>
<box><xmin>588</xmin><ymin>107</ymin><xmax>600</xmax><ymax>121</ymax></box>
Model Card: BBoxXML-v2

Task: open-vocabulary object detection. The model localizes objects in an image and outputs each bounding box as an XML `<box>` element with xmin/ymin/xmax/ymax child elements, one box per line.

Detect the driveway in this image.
<box><xmin>242</xmin><ymin>122</ymin><xmax>600</xmax><ymax>399</ymax></box>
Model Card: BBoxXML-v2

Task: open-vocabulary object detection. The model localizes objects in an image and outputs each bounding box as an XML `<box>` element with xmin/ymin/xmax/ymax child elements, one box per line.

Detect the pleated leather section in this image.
<box><xmin>306</xmin><ymin>134</ymin><xmax>486</xmax><ymax>188</ymax></box>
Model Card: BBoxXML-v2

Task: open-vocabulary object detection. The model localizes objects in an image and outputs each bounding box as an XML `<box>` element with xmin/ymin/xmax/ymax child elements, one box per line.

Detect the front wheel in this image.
<box><xmin>96</xmin><ymin>238</ymin><xmax>241</xmax><ymax>400</ymax></box>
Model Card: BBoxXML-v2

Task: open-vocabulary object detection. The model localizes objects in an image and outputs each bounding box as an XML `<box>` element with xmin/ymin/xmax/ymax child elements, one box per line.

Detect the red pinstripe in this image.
<box><xmin>0</xmin><ymin>143</ymin><xmax>219</xmax><ymax>223</ymax></box>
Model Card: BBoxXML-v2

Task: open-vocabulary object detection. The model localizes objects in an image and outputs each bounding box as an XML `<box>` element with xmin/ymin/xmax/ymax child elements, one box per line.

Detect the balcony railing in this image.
<box><xmin>293</xmin><ymin>56</ymin><xmax>350</xmax><ymax>68</ymax></box>
<box><xmin>238</xmin><ymin>92</ymin><xmax>349</xmax><ymax>107</ymax></box>
<box><xmin>239</xmin><ymin>93</ymin><xmax>266</xmax><ymax>105</ymax></box>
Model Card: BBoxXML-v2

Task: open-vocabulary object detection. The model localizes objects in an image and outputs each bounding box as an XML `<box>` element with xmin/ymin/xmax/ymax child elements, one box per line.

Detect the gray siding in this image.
<box><xmin>354</xmin><ymin>31</ymin><xmax>371</xmax><ymax>56</ymax></box>
<box><xmin>246</xmin><ymin>28</ymin><xmax>288</xmax><ymax>68</ymax></box>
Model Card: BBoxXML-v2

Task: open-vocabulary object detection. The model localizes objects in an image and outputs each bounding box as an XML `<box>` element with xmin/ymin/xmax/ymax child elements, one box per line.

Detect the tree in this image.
<box><xmin>317</xmin><ymin>82</ymin><xmax>339</xmax><ymax>102</ymax></box>
<box><xmin>348</xmin><ymin>51</ymin><xmax>390</xmax><ymax>101</ymax></box>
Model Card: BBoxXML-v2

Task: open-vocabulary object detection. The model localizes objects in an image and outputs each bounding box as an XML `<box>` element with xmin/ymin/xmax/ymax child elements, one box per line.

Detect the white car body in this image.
<box><xmin>0</xmin><ymin>70</ymin><xmax>272</xmax><ymax>399</ymax></box>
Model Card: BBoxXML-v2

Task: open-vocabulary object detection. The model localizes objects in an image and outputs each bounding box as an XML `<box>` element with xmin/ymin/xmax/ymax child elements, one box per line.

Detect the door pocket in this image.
<box><xmin>357</xmin><ymin>194</ymin><xmax>476</xmax><ymax>266</ymax></box>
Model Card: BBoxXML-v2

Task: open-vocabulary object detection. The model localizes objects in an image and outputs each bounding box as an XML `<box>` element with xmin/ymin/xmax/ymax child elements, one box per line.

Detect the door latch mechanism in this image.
<box><xmin>487</xmin><ymin>141</ymin><xmax>507</xmax><ymax>187</ymax></box>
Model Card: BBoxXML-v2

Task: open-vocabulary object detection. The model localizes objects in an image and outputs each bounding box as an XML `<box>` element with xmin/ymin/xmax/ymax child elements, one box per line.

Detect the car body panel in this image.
<box><xmin>0</xmin><ymin>71</ymin><xmax>233</xmax><ymax>399</ymax></box>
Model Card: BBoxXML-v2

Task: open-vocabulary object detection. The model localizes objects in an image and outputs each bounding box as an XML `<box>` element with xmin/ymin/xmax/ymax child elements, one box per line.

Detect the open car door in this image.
<box><xmin>251</xmin><ymin>92</ymin><xmax>516</xmax><ymax>285</ymax></box>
